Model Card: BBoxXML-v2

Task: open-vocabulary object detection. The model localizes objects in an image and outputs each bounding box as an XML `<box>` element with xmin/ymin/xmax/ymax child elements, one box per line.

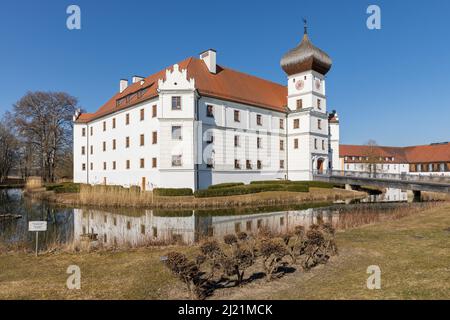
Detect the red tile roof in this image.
<box><xmin>76</xmin><ymin>57</ymin><xmax>287</xmax><ymax>123</ymax></box>
<box><xmin>340</xmin><ymin>143</ymin><xmax>450</xmax><ymax>164</ymax></box>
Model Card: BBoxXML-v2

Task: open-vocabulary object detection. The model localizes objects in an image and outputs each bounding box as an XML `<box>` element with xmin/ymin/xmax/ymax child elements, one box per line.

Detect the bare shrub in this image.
<box><xmin>259</xmin><ymin>239</ymin><xmax>288</xmax><ymax>281</ymax></box>
<box><xmin>165</xmin><ymin>252</ymin><xmax>206</xmax><ymax>300</ymax></box>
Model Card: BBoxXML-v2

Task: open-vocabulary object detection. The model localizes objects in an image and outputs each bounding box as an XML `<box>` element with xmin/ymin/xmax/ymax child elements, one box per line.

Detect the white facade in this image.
<box><xmin>74</xmin><ymin>51</ymin><xmax>340</xmax><ymax>191</ymax></box>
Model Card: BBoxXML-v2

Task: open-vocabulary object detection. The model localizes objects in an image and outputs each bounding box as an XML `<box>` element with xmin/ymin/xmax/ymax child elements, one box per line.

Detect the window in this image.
<box><xmin>280</xmin><ymin>160</ymin><xmax>285</xmax><ymax>169</ymax></box>
<box><xmin>171</xmin><ymin>126</ymin><xmax>182</xmax><ymax>140</ymax></box>
<box><xmin>234</xmin><ymin>110</ymin><xmax>240</xmax><ymax>122</ymax></box>
<box><xmin>90</xmin><ymin>127</ymin><xmax>93</xmax><ymax>136</ymax></box>
<box><xmin>296</xmin><ymin>99</ymin><xmax>303</xmax><ymax>110</ymax></box>
<box><xmin>103</xmin><ymin>162</ymin><xmax>107</xmax><ymax>170</ymax></box>
<box><xmin>152</xmin><ymin>131</ymin><xmax>158</xmax><ymax>144</ymax></box>
<box><xmin>82</xmin><ymin>163</ymin><xmax>86</xmax><ymax>171</ymax></box>
<box><xmin>314</xmin><ymin>139</ymin><xmax>318</xmax><ymax>150</ymax></box>
<box><xmin>293</xmin><ymin>119</ymin><xmax>300</xmax><ymax>129</ymax></box>
<box><xmin>140</xmin><ymin>158</ymin><xmax>145</xmax><ymax>169</ymax></box>
<box><xmin>280</xmin><ymin>140</ymin><xmax>285</xmax><ymax>151</ymax></box>
<box><xmin>322</xmin><ymin>140</ymin><xmax>325</xmax><ymax>150</ymax></box>
<box><xmin>257</xmin><ymin>137</ymin><xmax>262</xmax><ymax>149</ymax></box>
<box><xmin>126</xmin><ymin>160</ymin><xmax>130</xmax><ymax>169</ymax></box>
<box><xmin>152</xmin><ymin>105</ymin><xmax>157</xmax><ymax>117</ymax></box>
<box><xmin>103</xmin><ymin>141</ymin><xmax>106</xmax><ymax>152</ymax></box>
<box><xmin>206</xmin><ymin>105</ymin><xmax>214</xmax><ymax>117</ymax></box>
<box><xmin>152</xmin><ymin>158</ymin><xmax>157</xmax><ymax>168</ymax></box>
<box><xmin>112</xmin><ymin>118</ymin><xmax>116</xmax><ymax>129</ymax></box>
<box><xmin>294</xmin><ymin>139</ymin><xmax>299</xmax><ymax>149</ymax></box>
<box><xmin>317</xmin><ymin>99</ymin><xmax>321</xmax><ymax>110</ymax></box>
<box><xmin>172</xmin><ymin>96</ymin><xmax>181</xmax><ymax>110</ymax></box>
<box><xmin>280</xmin><ymin>119</ymin><xmax>284</xmax><ymax>129</ymax></box>
<box><xmin>140</xmin><ymin>134</ymin><xmax>145</xmax><ymax>146</ymax></box>
<box><xmin>81</xmin><ymin>146</ymin><xmax>85</xmax><ymax>155</ymax></box>
<box><xmin>257</xmin><ymin>160</ymin><xmax>262</xmax><ymax>170</ymax></box>
<box><xmin>234</xmin><ymin>159</ymin><xmax>241</xmax><ymax>169</ymax></box>
<box><xmin>256</xmin><ymin>114</ymin><xmax>262</xmax><ymax>126</ymax></box>
<box><xmin>90</xmin><ymin>163</ymin><xmax>93</xmax><ymax>170</ymax></box>
<box><xmin>126</xmin><ymin>136</ymin><xmax>130</xmax><ymax>148</ymax></box>
<box><xmin>113</xmin><ymin>161</ymin><xmax>116</xmax><ymax>170</ymax></box>
<box><xmin>112</xmin><ymin>139</ymin><xmax>116</xmax><ymax>150</ymax></box>
<box><xmin>172</xmin><ymin>155</ymin><xmax>182</xmax><ymax>167</ymax></box>
<box><xmin>140</xmin><ymin>109</ymin><xmax>144</xmax><ymax>121</ymax></box>
<box><xmin>206</xmin><ymin>158</ymin><xmax>214</xmax><ymax>168</ymax></box>
<box><xmin>234</xmin><ymin>135</ymin><xmax>240</xmax><ymax>147</ymax></box>
<box><xmin>125</xmin><ymin>113</ymin><xmax>130</xmax><ymax>125</ymax></box>
<box><xmin>103</xmin><ymin>121</ymin><xmax>106</xmax><ymax>131</ymax></box>
<box><xmin>246</xmin><ymin>221</ymin><xmax>252</xmax><ymax>231</ymax></box>
<box><xmin>318</xmin><ymin>119</ymin><xmax>322</xmax><ymax>130</ymax></box>
<box><xmin>246</xmin><ymin>160</ymin><xmax>252</xmax><ymax>170</ymax></box>
<box><xmin>82</xmin><ymin>128</ymin><xmax>86</xmax><ymax>136</ymax></box>
<box><xmin>90</xmin><ymin>145</ymin><xmax>93</xmax><ymax>155</ymax></box>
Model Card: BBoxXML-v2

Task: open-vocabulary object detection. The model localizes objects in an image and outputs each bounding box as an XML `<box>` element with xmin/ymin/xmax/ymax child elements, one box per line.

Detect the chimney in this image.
<box><xmin>132</xmin><ymin>76</ymin><xmax>144</xmax><ymax>84</ymax></box>
<box><xmin>120</xmin><ymin>79</ymin><xmax>128</xmax><ymax>93</ymax></box>
<box><xmin>200</xmin><ymin>49</ymin><xmax>216</xmax><ymax>74</ymax></box>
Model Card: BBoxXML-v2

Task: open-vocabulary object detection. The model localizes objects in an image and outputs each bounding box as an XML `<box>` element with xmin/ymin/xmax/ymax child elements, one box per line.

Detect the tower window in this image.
<box><xmin>314</xmin><ymin>139</ymin><xmax>318</xmax><ymax>150</ymax></box>
<box><xmin>256</xmin><ymin>114</ymin><xmax>262</xmax><ymax>126</ymax></box>
<box><xmin>293</xmin><ymin>119</ymin><xmax>300</xmax><ymax>129</ymax></box>
<box><xmin>317</xmin><ymin>99</ymin><xmax>322</xmax><ymax>110</ymax></box>
<box><xmin>234</xmin><ymin>110</ymin><xmax>240</xmax><ymax>122</ymax></box>
<box><xmin>318</xmin><ymin>119</ymin><xmax>322</xmax><ymax>130</ymax></box>
<box><xmin>172</xmin><ymin>96</ymin><xmax>182</xmax><ymax>110</ymax></box>
<box><xmin>296</xmin><ymin>99</ymin><xmax>303</xmax><ymax>110</ymax></box>
<box><xmin>206</xmin><ymin>105</ymin><xmax>214</xmax><ymax>117</ymax></box>
<box><xmin>294</xmin><ymin>139</ymin><xmax>299</xmax><ymax>149</ymax></box>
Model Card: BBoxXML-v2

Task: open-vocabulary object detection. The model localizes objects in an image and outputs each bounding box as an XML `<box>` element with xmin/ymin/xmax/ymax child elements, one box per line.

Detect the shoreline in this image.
<box><xmin>22</xmin><ymin>187</ymin><xmax>367</xmax><ymax>210</ymax></box>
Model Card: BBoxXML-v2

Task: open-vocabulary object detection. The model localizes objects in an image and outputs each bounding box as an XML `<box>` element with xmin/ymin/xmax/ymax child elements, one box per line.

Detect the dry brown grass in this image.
<box><xmin>34</xmin><ymin>187</ymin><xmax>366</xmax><ymax>209</ymax></box>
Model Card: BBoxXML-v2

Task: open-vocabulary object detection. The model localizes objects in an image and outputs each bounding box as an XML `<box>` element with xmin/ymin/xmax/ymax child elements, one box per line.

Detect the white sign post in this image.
<box><xmin>29</xmin><ymin>221</ymin><xmax>47</xmax><ymax>257</ymax></box>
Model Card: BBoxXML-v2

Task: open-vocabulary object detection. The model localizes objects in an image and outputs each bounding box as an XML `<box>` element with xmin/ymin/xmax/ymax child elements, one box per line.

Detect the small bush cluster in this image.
<box><xmin>164</xmin><ymin>222</ymin><xmax>337</xmax><ymax>299</ymax></box>
<box><xmin>153</xmin><ymin>188</ymin><xmax>193</xmax><ymax>197</ymax></box>
<box><xmin>45</xmin><ymin>182</ymin><xmax>81</xmax><ymax>193</ymax></box>
<box><xmin>250</xmin><ymin>180</ymin><xmax>334</xmax><ymax>189</ymax></box>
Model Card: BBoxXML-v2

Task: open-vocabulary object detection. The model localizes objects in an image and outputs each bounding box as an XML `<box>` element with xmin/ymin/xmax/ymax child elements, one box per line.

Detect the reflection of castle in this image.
<box><xmin>73</xmin><ymin>208</ymin><xmax>339</xmax><ymax>247</ymax></box>
<box><xmin>362</xmin><ymin>188</ymin><xmax>408</xmax><ymax>203</ymax></box>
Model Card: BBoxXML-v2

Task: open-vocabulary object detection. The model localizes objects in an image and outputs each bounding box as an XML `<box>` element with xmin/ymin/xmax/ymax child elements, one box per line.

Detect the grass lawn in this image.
<box><xmin>1</xmin><ymin>204</ymin><xmax>449</xmax><ymax>300</ymax></box>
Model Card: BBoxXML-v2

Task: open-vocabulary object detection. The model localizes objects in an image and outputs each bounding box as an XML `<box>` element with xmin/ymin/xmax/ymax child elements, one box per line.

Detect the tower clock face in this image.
<box><xmin>315</xmin><ymin>79</ymin><xmax>321</xmax><ymax>90</ymax></box>
<box><xmin>295</xmin><ymin>80</ymin><xmax>304</xmax><ymax>91</ymax></box>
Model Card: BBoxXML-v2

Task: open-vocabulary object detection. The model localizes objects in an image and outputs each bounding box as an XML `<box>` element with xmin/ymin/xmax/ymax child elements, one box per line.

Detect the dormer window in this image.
<box><xmin>172</xmin><ymin>96</ymin><xmax>181</xmax><ymax>110</ymax></box>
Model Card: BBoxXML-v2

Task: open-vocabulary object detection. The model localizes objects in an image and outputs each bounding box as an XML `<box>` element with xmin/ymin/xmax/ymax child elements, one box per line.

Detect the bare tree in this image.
<box><xmin>365</xmin><ymin>139</ymin><xmax>379</xmax><ymax>176</ymax></box>
<box><xmin>12</xmin><ymin>91</ymin><xmax>79</xmax><ymax>182</ymax></box>
<box><xmin>0</xmin><ymin>118</ymin><xmax>19</xmax><ymax>183</ymax></box>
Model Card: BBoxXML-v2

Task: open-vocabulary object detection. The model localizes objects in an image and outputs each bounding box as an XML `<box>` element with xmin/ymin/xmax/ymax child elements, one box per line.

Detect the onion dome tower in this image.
<box><xmin>280</xmin><ymin>21</ymin><xmax>332</xmax><ymax>76</ymax></box>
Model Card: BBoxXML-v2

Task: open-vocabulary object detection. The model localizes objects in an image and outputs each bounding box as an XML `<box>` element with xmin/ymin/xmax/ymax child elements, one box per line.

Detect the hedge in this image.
<box><xmin>250</xmin><ymin>180</ymin><xmax>291</xmax><ymax>185</ymax></box>
<box><xmin>208</xmin><ymin>182</ymin><xmax>245</xmax><ymax>189</ymax></box>
<box><xmin>153</xmin><ymin>188</ymin><xmax>193</xmax><ymax>197</ymax></box>
<box><xmin>194</xmin><ymin>183</ymin><xmax>309</xmax><ymax>198</ymax></box>
<box><xmin>46</xmin><ymin>182</ymin><xmax>80</xmax><ymax>194</ymax></box>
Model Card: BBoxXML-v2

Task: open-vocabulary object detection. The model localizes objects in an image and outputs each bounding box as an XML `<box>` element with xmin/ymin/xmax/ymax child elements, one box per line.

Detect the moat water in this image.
<box><xmin>0</xmin><ymin>188</ymin><xmax>427</xmax><ymax>250</ymax></box>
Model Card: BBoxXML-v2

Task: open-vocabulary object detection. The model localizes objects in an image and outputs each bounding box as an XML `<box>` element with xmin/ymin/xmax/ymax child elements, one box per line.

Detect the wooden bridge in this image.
<box><xmin>313</xmin><ymin>170</ymin><xmax>450</xmax><ymax>194</ymax></box>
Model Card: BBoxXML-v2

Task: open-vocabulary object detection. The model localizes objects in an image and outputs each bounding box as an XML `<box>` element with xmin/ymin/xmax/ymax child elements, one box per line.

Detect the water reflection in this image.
<box><xmin>361</xmin><ymin>188</ymin><xmax>408</xmax><ymax>203</ymax></box>
<box><xmin>73</xmin><ymin>206</ymin><xmax>337</xmax><ymax>247</ymax></box>
<box><xmin>0</xmin><ymin>188</ymin><xmax>424</xmax><ymax>250</ymax></box>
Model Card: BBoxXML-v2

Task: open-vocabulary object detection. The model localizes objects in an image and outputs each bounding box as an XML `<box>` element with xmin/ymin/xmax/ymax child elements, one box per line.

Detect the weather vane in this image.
<box><xmin>303</xmin><ymin>18</ymin><xmax>308</xmax><ymax>34</ymax></box>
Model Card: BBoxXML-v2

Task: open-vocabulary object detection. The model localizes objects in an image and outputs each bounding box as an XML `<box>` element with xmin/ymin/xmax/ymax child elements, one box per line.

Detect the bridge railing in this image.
<box><xmin>313</xmin><ymin>170</ymin><xmax>450</xmax><ymax>184</ymax></box>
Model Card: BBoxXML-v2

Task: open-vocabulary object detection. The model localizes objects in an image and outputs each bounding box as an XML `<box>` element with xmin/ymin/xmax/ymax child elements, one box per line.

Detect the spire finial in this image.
<box><xmin>303</xmin><ymin>18</ymin><xmax>308</xmax><ymax>35</ymax></box>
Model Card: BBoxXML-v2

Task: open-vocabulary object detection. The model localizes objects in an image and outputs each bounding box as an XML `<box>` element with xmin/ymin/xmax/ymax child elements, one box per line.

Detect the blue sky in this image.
<box><xmin>0</xmin><ymin>0</ymin><xmax>449</xmax><ymax>146</ymax></box>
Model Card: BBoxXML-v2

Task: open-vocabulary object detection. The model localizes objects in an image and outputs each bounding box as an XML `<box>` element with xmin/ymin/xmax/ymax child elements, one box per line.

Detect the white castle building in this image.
<box><xmin>73</xmin><ymin>27</ymin><xmax>340</xmax><ymax>191</ymax></box>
